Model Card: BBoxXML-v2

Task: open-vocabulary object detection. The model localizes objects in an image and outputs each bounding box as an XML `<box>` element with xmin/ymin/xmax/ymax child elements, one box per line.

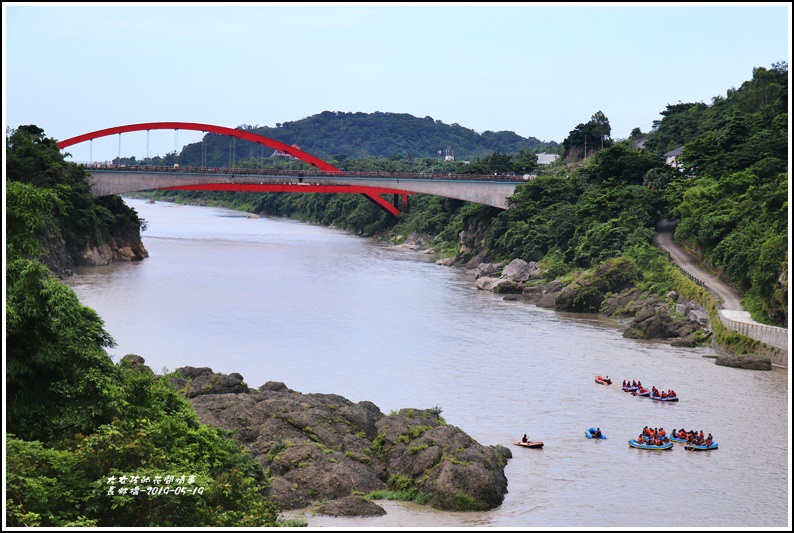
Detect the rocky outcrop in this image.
<box><xmin>524</xmin><ymin>280</ymin><xmax>566</xmax><ymax>308</ymax></box>
<box><xmin>475</xmin><ymin>277</ymin><xmax>523</xmax><ymax>293</ymax></box>
<box><xmin>39</xmin><ymin>230</ymin><xmax>77</xmax><ymax>277</ymax></box>
<box><xmin>500</xmin><ymin>259</ymin><xmax>538</xmax><ymax>282</ymax></box>
<box><xmin>40</xmin><ymin>229</ymin><xmax>148</xmax><ymax>278</ymax></box>
<box><xmin>714</xmin><ymin>354</ymin><xmax>772</xmax><ymax>370</ymax></box>
<box><xmin>474</xmin><ymin>262</ymin><xmax>503</xmax><ymax>279</ymax></box>
<box><xmin>77</xmin><ymin>238</ymin><xmax>148</xmax><ymax>266</ymax></box>
<box><xmin>449</xmin><ymin>210</ymin><xmax>501</xmax><ymax>268</ymax></box>
<box><xmin>622</xmin><ymin>299</ymin><xmax>702</xmax><ymax>340</ymax></box>
<box><xmin>392</xmin><ymin>232</ymin><xmax>431</xmax><ymax>252</ymax></box>
<box><xmin>157</xmin><ymin>365</ymin><xmax>511</xmax><ymax>515</ymax></box>
<box><xmin>474</xmin><ymin>259</ymin><xmax>540</xmax><ymax>295</ymax></box>
<box><xmin>471</xmin><ymin>258</ymin><xmax>709</xmax><ymax>347</ymax></box>
<box><xmin>170</xmin><ymin>366</ymin><xmax>250</xmax><ymax>397</ymax></box>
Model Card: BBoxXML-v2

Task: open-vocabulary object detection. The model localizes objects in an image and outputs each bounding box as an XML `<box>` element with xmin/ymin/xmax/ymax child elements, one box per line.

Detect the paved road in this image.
<box><xmin>654</xmin><ymin>224</ymin><xmax>788</xmax><ymax>357</ymax></box>
<box><xmin>653</xmin><ymin>225</ymin><xmax>770</xmax><ymax>328</ymax></box>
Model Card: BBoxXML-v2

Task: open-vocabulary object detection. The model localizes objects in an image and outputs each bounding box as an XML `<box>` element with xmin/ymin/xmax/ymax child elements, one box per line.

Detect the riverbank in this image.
<box><xmin>385</xmin><ymin>233</ymin><xmax>780</xmax><ymax>371</ymax></box>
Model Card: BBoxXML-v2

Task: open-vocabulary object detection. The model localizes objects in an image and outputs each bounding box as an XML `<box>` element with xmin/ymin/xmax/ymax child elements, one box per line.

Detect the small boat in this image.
<box><xmin>633</xmin><ymin>387</ymin><xmax>651</xmax><ymax>397</ymax></box>
<box><xmin>514</xmin><ymin>441</ymin><xmax>544</xmax><ymax>449</ymax></box>
<box><xmin>628</xmin><ymin>439</ymin><xmax>673</xmax><ymax>450</ymax></box>
<box><xmin>595</xmin><ymin>375</ymin><xmax>612</xmax><ymax>386</ymax></box>
<box><xmin>668</xmin><ymin>434</ymin><xmax>687</xmax><ymax>444</ymax></box>
<box><xmin>622</xmin><ymin>385</ymin><xmax>639</xmax><ymax>392</ymax></box>
<box><xmin>649</xmin><ymin>394</ymin><xmax>679</xmax><ymax>402</ymax></box>
<box><xmin>585</xmin><ymin>427</ymin><xmax>606</xmax><ymax>439</ymax></box>
<box><xmin>685</xmin><ymin>442</ymin><xmax>718</xmax><ymax>451</ymax></box>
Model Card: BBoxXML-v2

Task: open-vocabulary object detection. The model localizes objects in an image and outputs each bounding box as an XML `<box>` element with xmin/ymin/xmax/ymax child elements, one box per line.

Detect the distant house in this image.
<box><xmin>664</xmin><ymin>146</ymin><xmax>684</xmax><ymax>168</ymax></box>
<box><xmin>632</xmin><ymin>137</ymin><xmax>647</xmax><ymax>150</ymax></box>
<box><xmin>270</xmin><ymin>143</ymin><xmax>301</xmax><ymax>159</ymax></box>
<box><xmin>536</xmin><ymin>153</ymin><xmax>559</xmax><ymax>165</ymax></box>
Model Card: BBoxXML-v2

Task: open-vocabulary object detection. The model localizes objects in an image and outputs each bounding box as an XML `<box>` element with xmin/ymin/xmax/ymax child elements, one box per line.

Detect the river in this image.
<box><xmin>65</xmin><ymin>198</ymin><xmax>790</xmax><ymax>528</ymax></box>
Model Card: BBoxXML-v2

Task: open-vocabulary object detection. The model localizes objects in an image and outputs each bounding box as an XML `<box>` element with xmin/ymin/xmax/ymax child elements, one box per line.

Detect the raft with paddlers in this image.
<box><xmin>669</xmin><ymin>429</ymin><xmax>715</xmax><ymax>449</ymax></box>
<box><xmin>685</xmin><ymin>441</ymin><xmax>718</xmax><ymax>451</ymax></box>
<box><xmin>621</xmin><ymin>379</ymin><xmax>642</xmax><ymax>392</ymax></box>
<box><xmin>628</xmin><ymin>439</ymin><xmax>673</xmax><ymax>450</ymax></box>
<box><xmin>585</xmin><ymin>427</ymin><xmax>606</xmax><ymax>439</ymax></box>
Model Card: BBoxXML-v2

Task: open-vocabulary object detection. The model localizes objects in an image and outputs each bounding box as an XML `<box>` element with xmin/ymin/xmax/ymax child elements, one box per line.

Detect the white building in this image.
<box><xmin>536</xmin><ymin>153</ymin><xmax>559</xmax><ymax>165</ymax></box>
<box><xmin>664</xmin><ymin>146</ymin><xmax>684</xmax><ymax>168</ymax></box>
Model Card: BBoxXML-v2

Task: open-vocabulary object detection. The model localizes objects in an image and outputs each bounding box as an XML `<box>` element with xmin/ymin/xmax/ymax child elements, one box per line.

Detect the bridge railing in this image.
<box><xmin>81</xmin><ymin>163</ymin><xmax>530</xmax><ymax>183</ymax></box>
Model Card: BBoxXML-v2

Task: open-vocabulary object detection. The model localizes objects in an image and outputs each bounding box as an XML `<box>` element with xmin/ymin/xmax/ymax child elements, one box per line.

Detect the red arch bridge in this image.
<box><xmin>58</xmin><ymin>122</ymin><xmax>525</xmax><ymax>217</ymax></box>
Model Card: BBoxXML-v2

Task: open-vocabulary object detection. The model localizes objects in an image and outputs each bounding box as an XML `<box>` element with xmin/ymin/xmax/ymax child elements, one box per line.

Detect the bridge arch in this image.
<box><xmin>57</xmin><ymin>121</ymin><xmax>340</xmax><ymax>172</ymax></box>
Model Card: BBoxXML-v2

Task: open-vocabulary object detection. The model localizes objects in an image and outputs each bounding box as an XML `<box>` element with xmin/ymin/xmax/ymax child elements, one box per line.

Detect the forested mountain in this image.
<box><xmin>175</xmin><ymin>111</ymin><xmax>558</xmax><ymax>167</ymax></box>
<box><xmin>154</xmin><ymin>62</ymin><xmax>788</xmax><ymax>327</ymax></box>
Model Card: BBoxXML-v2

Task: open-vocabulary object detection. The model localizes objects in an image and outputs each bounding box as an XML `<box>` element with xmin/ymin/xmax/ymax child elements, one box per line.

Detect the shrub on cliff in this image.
<box><xmin>6</xmin><ymin>125</ymin><xmax>145</xmax><ymax>260</ymax></box>
<box><xmin>5</xmin><ymin>129</ymin><xmax>289</xmax><ymax>527</ymax></box>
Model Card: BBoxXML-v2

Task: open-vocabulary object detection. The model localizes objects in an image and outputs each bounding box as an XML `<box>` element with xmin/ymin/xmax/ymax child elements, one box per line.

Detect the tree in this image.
<box><xmin>514</xmin><ymin>150</ymin><xmax>539</xmax><ymax>174</ymax></box>
<box><xmin>561</xmin><ymin>111</ymin><xmax>613</xmax><ymax>160</ymax></box>
<box><xmin>582</xmin><ymin>143</ymin><xmax>663</xmax><ymax>186</ymax></box>
<box><xmin>5</xmin><ymin>126</ymin><xmax>290</xmax><ymax>527</ymax></box>
<box><xmin>459</xmin><ymin>152</ymin><xmax>515</xmax><ymax>174</ymax></box>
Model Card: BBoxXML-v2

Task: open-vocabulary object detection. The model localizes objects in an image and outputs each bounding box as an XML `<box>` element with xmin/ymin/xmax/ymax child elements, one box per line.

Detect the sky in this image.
<box><xmin>3</xmin><ymin>2</ymin><xmax>792</xmax><ymax>163</ymax></box>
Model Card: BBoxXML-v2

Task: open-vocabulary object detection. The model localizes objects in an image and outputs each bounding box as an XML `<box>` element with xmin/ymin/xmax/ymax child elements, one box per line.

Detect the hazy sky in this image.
<box><xmin>3</xmin><ymin>2</ymin><xmax>791</xmax><ymax>163</ymax></box>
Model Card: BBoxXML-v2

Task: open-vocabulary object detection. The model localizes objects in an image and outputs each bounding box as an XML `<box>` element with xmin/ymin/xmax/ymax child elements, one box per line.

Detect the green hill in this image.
<box><xmin>177</xmin><ymin>111</ymin><xmax>558</xmax><ymax>167</ymax></box>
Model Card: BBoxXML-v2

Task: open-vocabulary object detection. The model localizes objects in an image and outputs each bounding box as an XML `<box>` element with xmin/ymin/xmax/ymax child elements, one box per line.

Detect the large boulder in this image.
<box><xmin>715</xmin><ymin>354</ymin><xmax>772</xmax><ymax>370</ymax></box>
<box><xmin>623</xmin><ymin>301</ymin><xmax>701</xmax><ymax>340</ymax></box>
<box><xmin>178</xmin><ymin>379</ymin><xmax>511</xmax><ymax>514</ymax></box>
<box><xmin>373</xmin><ymin>408</ymin><xmax>511</xmax><ymax>511</ymax></box>
<box><xmin>474</xmin><ymin>262</ymin><xmax>503</xmax><ymax>279</ymax></box>
<box><xmin>170</xmin><ymin>366</ymin><xmax>249</xmax><ymax>397</ymax></box>
<box><xmin>500</xmin><ymin>259</ymin><xmax>537</xmax><ymax>283</ymax></box>
<box><xmin>475</xmin><ymin>277</ymin><xmax>524</xmax><ymax>294</ymax></box>
<box><xmin>314</xmin><ymin>495</ymin><xmax>386</xmax><ymax>517</ymax></box>
<box><xmin>535</xmin><ymin>281</ymin><xmax>566</xmax><ymax>308</ymax></box>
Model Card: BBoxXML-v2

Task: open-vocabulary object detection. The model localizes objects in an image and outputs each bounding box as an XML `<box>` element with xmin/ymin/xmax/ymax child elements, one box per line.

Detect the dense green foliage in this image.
<box><xmin>667</xmin><ymin>64</ymin><xmax>789</xmax><ymax>324</ymax></box>
<box><xmin>560</xmin><ymin>110</ymin><xmax>614</xmax><ymax>161</ymax></box>
<box><xmin>5</xmin><ymin>131</ymin><xmax>295</xmax><ymax>526</ymax></box>
<box><xmin>135</xmin><ymin>111</ymin><xmax>559</xmax><ymax>168</ymax></box>
<box><xmin>170</xmin><ymin>63</ymin><xmax>787</xmax><ymax>326</ymax></box>
<box><xmin>486</xmin><ymin>63</ymin><xmax>787</xmax><ymax>325</ymax></box>
<box><xmin>7</xmin><ymin>126</ymin><xmax>145</xmax><ymax>256</ymax></box>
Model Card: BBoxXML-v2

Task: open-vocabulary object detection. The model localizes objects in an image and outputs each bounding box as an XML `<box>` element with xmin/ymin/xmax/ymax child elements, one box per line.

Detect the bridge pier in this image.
<box><xmin>393</xmin><ymin>194</ymin><xmax>410</xmax><ymax>213</ymax></box>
